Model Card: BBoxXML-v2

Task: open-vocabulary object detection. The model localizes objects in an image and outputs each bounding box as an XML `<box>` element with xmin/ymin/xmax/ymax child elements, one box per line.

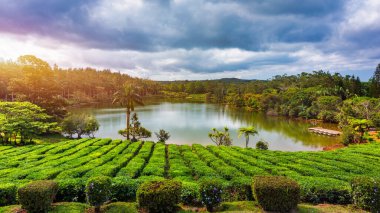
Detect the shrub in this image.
<box><xmin>223</xmin><ymin>177</ymin><xmax>253</xmax><ymax>201</ymax></box>
<box><xmin>86</xmin><ymin>176</ymin><xmax>112</xmax><ymax>213</ymax></box>
<box><xmin>297</xmin><ymin>177</ymin><xmax>351</xmax><ymax>204</ymax></box>
<box><xmin>56</xmin><ymin>178</ymin><xmax>86</xmax><ymax>202</ymax></box>
<box><xmin>111</xmin><ymin>177</ymin><xmax>140</xmax><ymax>202</ymax></box>
<box><xmin>199</xmin><ymin>178</ymin><xmax>223</xmax><ymax>212</ymax></box>
<box><xmin>181</xmin><ymin>182</ymin><xmax>201</xmax><ymax>206</ymax></box>
<box><xmin>155</xmin><ymin>129</ymin><xmax>170</xmax><ymax>143</ymax></box>
<box><xmin>256</xmin><ymin>140</ymin><xmax>268</xmax><ymax>150</ymax></box>
<box><xmin>252</xmin><ymin>176</ymin><xmax>300</xmax><ymax>212</ymax></box>
<box><xmin>0</xmin><ymin>183</ymin><xmax>17</xmax><ymax>206</ymax></box>
<box><xmin>351</xmin><ymin>176</ymin><xmax>380</xmax><ymax>212</ymax></box>
<box><xmin>137</xmin><ymin>180</ymin><xmax>182</xmax><ymax>213</ymax></box>
<box><xmin>18</xmin><ymin>180</ymin><xmax>58</xmax><ymax>213</ymax></box>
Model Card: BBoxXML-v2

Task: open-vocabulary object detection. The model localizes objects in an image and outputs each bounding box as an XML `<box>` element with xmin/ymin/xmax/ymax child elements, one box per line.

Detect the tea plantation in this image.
<box><xmin>0</xmin><ymin>138</ymin><xmax>379</xmax><ymax>205</ymax></box>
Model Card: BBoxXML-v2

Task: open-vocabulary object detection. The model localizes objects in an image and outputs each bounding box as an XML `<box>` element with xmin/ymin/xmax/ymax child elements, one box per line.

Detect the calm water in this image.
<box><xmin>71</xmin><ymin>102</ymin><xmax>340</xmax><ymax>151</ymax></box>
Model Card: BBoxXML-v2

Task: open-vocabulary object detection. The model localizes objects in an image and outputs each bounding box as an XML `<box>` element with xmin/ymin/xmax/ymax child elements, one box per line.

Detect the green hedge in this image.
<box><xmin>181</xmin><ymin>181</ymin><xmax>201</xmax><ymax>206</ymax></box>
<box><xmin>137</xmin><ymin>180</ymin><xmax>182</xmax><ymax>213</ymax></box>
<box><xmin>56</xmin><ymin>178</ymin><xmax>86</xmax><ymax>202</ymax></box>
<box><xmin>222</xmin><ymin>177</ymin><xmax>253</xmax><ymax>202</ymax></box>
<box><xmin>0</xmin><ymin>183</ymin><xmax>17</xmax><ymax>206</ymax></box>
<box><xmin>86</xmin><ymin>176</ymin><xmax>112</xmax><ymax>212</ymax></box>
<box><xmin>351</xmin><ymin>176</ymin><xmax>380</xmax><ymax>212</ymax></box>
<box><xmin>18</xmin><ymin>180</ymin><xmax>58</xmax><ymax>213</ymax></box>
<box><xmin>111</xmin><ymin>177</ymin><xmax>140</xmax><ymax>202</ymax></box>
<box><xmin>297</xmin><ymin>176</ymin><xmax>352</xmax><ymax>204</ymax></box>
<box><xmin>252</xmin><ymin>176</ymin><xmax>300</xmax><ymax>212</ymax></box>
<box><xmin>199</xmin><ymin>178</ymin><xmax>223</xmax><ymax>212</ymax></box>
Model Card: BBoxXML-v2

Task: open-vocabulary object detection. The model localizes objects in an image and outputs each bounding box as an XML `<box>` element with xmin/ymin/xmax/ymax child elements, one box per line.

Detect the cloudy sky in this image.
<box><xmin>0</xmin><ymin>0</ymin><xmax>379</xmax><ymax>80</ymax></box>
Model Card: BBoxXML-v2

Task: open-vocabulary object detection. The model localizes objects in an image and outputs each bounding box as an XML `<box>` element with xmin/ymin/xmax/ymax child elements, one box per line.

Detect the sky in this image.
<box><xmin>0</xmin><ymin>0</ymin><xmax>379</xmax><ymax>81</ymax></box>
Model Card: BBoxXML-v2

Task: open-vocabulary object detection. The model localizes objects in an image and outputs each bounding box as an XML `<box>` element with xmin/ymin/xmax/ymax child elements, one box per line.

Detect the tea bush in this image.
<box><xmin>0</xmin><ymin>183</ymin><xmax>17</xmax><ymax>206</ymax></box>
<box><xmin>137</xmin><ymin>180</ymin><xmax>182</xmax><ymax>213</ymax></box>
<box><xmin>199</xmin><ymin>178</ymin><xmax>223</xmax><ymax>212</ymax></box>
<box><xmin>252</xmin><ymin>176</ymin><xmax>300</xmax><ymax>212</ymax></box>
<box><xmin>18</xmin><ymin>180</ymin><xmax>58</xmax><ymax>213</ymax></box>
<box><xmin>86</xmin><ymin>176</ymin><xmax>112</xmax><ymax>212</ymax></box>
<box><xmin>351</xmin><ymin>176</ymin><xmax>380</xmax><ymax>212</ymax></box>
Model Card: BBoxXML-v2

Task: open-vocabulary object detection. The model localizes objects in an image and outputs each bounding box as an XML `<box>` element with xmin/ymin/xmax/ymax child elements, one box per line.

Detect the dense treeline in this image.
<box><xmin>0</xmin><ymin>55</ymin><xmax>160</xmax><ymax>118</ymax></box>
<box><xmin>161</xmin><ymin>69</ymin><xmax>380</xmax><ymax>126</ymax></box>
<box><xmin>1</xmin><ymin>55</ymin><xmax>379</xmax><ymax>127</ymax></box>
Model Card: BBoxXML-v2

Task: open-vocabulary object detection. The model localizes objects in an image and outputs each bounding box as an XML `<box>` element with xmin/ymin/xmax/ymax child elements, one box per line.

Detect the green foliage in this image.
<box><xmin>113</xmin><ymin>82</ymin><xmax>144</xmax><ymax>140</ymax></box>
<box><xmin>155</xmin><ymin>129</ymin><xmax>170</xmax><ymax>143</ymax></box>
<box><xmin>56</xmin><ymin>178</ymin><xmax>86</xmax><ymax>202</ymax></box>
<box><xmin>199</xmin><ymin>178</ymin><xmax>224</xmax><ymax>212</ymax></box>
<box><xmin>339</xmin><ymin>97</ymin><xmax>380</xmax><ymax>128</ymax></box>
<box><xmin>252</xmin><ymin>176</ymin><xmax>300</xmax><ymax>212</ymax></box>
<box><xmin>224</xmin><ymin>177</ymin><xmax>253</xmax><ymax>201</ymax></box>
<box><xmin>351</xmin><ymin>176</ymin><xmax>380</xmax><ymax>212</ymax></box>
<box><xmin>86</xmin><ymin>176</ymin><xmax>112</xmax><ymax>211</ymax></box>
<box><xmin>7</xmin><ymin>55</ymin><xmax>67</xmax><ymax>118</ymax></box>
<box><xmin>256</xmin><ymin>140</ymin><xmax>269</xmax><ymax>150</ymax></box>
<box><xmin>349</xmin><ymin>119</ymin><xmax>373</xmax><ymax>143</ymax></box>
<box><xmin>137</xmin><ymin>180</ymin><xmax>182</xmax><ymax>213</ymax></box>
<box><xmin>119</xmin><ymin>113</ymin><xmax>151</xmax><ymax>142</ymax></box>
<box><xmin>101</xmin><ymin>202</ymin><xmax>138</xmax><ymax>213</ymax></box>
<box><xmin>208</xmin><ymin>127</ymin><xmax>232</xmax><ymax>146</ymax></box>
<box><xmin>342</xmin><ymin>126</ymin><xmax>355</xmax><ymax>146</ymax></box>
<box><xmin>297</xmin><ymin>177</ymin><xmax>351</xmax><ymax>204</ymax></box>
<box><xmin>18</xmin><ymin>180</ymin><xmax>58</xmax><ymax>213</ymax></box>
<box><xmin>61</xmin><ymin>113</ymin><xmax>99</xmax><ymax>139</ymax></box>
<box><xmin>238</xmin><ymin>126</ymin><xmax>258</xmax><ymax>148</ymax></box>
<box><xmin>111</xmin><ymin>177</ymin><xmax>140</xmax><ymax>202</ymax></box>
<box><xmin>369</xmin><ymin>63</ymin><xmax>380</xmax><ymax>97</ymax></box>
<box><xmin>0</xmin><ymin>102</ymin><xmax>57</xmax><ymax>144</ymax></box>
<box><xmin>0</xmin><ymin>183</ymin><xmax>17</xmax><ymax>206</ymax></box>
<box><xmin>2</xmin><ymin>138</ymin><xmax>380</xmax><ymax>207</ymax></box>
<box><xmin>181</xmin><ymin>181</ymin><xmax>201</xmax><ymax>205</ymax></box>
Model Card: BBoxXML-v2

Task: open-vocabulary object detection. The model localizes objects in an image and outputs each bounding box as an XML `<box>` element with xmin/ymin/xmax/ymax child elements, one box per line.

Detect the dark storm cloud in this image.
<box><xmin>0</xmin><ymin>0</ymin><xmax>378</xmax><ymax>80</ymax></box>
<box><xmin>0</xmin><ymin>0</ymin><xmax>345</xmax><ymax>51</ymax></box>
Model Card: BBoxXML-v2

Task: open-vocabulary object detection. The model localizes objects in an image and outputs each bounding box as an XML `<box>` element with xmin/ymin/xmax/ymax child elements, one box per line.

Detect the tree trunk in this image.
<box><xmin>126</xmin><ymin>108</ymin><xmax>131</xmax><ymax>140</ymax></box>
<box><xmin>246</xmin><ymin>135</ymin><xmax>249</xmax><ymax>148</ymax></box>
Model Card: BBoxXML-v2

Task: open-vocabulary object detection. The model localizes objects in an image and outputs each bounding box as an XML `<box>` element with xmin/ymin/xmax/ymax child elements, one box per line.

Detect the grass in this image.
<box><xmin>50</xmin><ymin>202</ymin><xmax>88</xmax><ymax>213</ymax></box>
<box><xmin>0</xmin><ymin>202</ymin><xmax>369</xmax><ymax>213</ymax></box>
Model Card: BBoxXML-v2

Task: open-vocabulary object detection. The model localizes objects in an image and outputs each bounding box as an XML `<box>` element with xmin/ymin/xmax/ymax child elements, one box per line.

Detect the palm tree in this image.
<box><xmin>238</xmin><ymin>126</ymin><xmax>258</xmax><ymax>148</ymax></box>
<box><xmin>113</xmin><ymin>82</ymin><xmax>143</xmax><ymax>140</ymax></box>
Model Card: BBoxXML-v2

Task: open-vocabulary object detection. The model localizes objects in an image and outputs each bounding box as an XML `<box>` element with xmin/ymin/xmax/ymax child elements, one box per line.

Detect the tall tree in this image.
<box><xmin>370</xmin><ymin>64</ymin><xmax>380</xmax><ymax>98</ymax></box>
<box><xmin>113</xmin><ymin>82</ymin><xmax>143</xmax><ymax>139</ymax></box>
<box><xmin>8</xmin><ymin>55</ymin><xmax>67</xmax><ymax>118</ymax></box>
<box><xmin>0</xmin><ymin>102</ymin><xmax>57</xmax><ymax>144</ymax></box>
<box><xmin>238</xmin><ymin>126</ymin><xmax>258</xmax><ymax>148</ymax></box>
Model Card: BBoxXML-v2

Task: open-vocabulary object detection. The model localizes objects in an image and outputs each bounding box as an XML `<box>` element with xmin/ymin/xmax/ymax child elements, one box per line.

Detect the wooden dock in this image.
<box><xmin>308</xmin><ymin>127</ymin><xmax>342</xmax><ymax>136</ymax></box>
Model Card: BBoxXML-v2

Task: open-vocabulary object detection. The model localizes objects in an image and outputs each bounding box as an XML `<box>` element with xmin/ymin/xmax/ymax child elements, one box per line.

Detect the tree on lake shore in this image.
<box><xmin>113</xmin><ymin>82</ymin><xmax>144</xmax><ymax>140</ymax></box>
<box><xmin>0</xmin><ymin>102</ymin><xmax>57</xmax><ymax>144</ymax></box>
<box><xmin>238</xmin><ymin>126</ymin><xmax>258</xmax><ymax>148</ymax></box>
<box><xmin>208</xmin><ymin>127</ymin><xmax>232</xmax><ymax>146</ymax></box>
<box><xmin>119</xmin><ymin>113</ymin><xmax>151</xmax><ymax>142</ymax></box>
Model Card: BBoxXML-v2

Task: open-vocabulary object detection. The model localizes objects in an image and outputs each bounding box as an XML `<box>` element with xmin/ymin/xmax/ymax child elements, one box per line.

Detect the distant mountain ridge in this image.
<box><xmin>159</xmin><ymin>78</ymin><xmax>257</xmax><ymax>83</ymax></box>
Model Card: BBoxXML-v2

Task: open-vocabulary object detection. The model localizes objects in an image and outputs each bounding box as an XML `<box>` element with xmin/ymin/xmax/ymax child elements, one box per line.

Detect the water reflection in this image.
<box><xmin>70</xmin><ymin>102</ymin><xmax>340</xmax><ymax>151</ymax></box>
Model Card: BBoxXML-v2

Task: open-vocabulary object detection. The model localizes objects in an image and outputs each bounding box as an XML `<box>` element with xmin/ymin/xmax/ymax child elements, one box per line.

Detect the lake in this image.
<box><xmin>71</xmin><ymin>102</ymin><xmax>341</xmax><ymax>151</ymax></box>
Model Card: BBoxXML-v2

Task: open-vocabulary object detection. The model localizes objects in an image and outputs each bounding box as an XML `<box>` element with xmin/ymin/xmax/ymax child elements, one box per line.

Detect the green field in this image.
<box><xmin>0</xmin><ymin>138</ymin><xmax>379</xmax><ymax>204</ymax></box>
